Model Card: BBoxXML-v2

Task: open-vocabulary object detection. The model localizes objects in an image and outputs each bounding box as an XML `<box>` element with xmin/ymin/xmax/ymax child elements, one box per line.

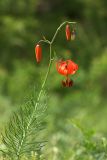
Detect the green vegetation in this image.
<box><xmin>0</xmin><ymin>0</ymin><xmax>107</xmax><ymax>159</ymax></box>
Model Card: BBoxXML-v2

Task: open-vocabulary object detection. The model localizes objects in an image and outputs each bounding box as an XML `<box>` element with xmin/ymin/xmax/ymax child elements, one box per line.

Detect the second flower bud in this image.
<box><xmin>65</xmin><ymin>24</ymin><xmax>71</xmax><ymax>41</ymax></box>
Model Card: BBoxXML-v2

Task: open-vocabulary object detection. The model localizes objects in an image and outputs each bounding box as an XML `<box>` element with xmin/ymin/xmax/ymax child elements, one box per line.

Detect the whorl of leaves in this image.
<box><xmin>0</xmin><ymin>90</ymin><xmax>47</xmax><ymax>160</ymax></box>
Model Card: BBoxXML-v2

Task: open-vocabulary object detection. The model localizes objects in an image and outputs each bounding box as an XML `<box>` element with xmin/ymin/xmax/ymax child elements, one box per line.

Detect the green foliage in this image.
<box><xmin>0</xmin><ymin>90</ymin><xmax>47</xmax><ymax>159</ymax></box>
<box><xmin>69</xmin><ymin>121</ymin><xmax>107</xmax><ymax>160</ymax></box>
<box><xmin>42</xmin><ymin>119</ymin><xmax>107</xmax><ymax>160</ymax></box>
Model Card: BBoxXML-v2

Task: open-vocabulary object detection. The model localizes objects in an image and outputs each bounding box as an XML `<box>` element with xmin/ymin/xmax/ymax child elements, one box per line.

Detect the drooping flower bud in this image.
<box><xmin>35</xmin><ymin>44</ymin><xmax>42</xmax><ymax>63</ymax></box>
<box><xmin>71</xmin><ymin>29</ymin><xmax>76</xmax><ymax>40</ymax></box>
<box><xmin>65</xmin><ymin>24</ymin><xmax>71</xmax><ymax>41</ymax></box>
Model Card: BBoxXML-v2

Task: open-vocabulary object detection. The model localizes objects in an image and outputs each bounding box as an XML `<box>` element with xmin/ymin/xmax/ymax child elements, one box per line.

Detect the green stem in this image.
<box><xmin>16</xmin><ymin>21</ymin><xmax>76</xmax><ymax>159</ymax></box>
<box><xmin>38</xmin><ymin>39</ymin><xmax>50</xmax><ymax>45</ymax></box>
<box><xmin>16</xmin><ymin>44</ymin><xmax>52</xmax><ymax>160</ymax></box>
<box><xmin>36</xmin><ymin>43</ymin><xmax>52</xmax><ymax>104</ymax></box>
<box><xmin>51</xmin><ymin>21</ymin><xmax>76</xmax><ymax>44</ymax></box>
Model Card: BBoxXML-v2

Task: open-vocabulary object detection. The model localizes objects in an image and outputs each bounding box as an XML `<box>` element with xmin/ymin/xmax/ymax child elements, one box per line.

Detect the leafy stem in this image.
<box><xmin>17</xmin><ymin>21</ymin><xmax>76</xmax><ymax>159</ymax></box>
<box><xmin>1</xmin><ymin>20</ymin><xmax>76</xmax><ymax>160</ymax></box>
<box><xmin>16</xmin><ymin>43</ymin><xmax>52</xmax><ymax>160</ymax></box>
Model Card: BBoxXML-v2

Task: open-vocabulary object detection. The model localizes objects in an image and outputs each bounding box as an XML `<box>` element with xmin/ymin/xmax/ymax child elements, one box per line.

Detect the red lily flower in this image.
<box><xmin>56</xmin><ymin>59</ymin><xmax>78</xmax><ymax>87</ymax></box>
<box><xmin>56</xmin><ymin>60</ymin><xmax>78</xmax><ymax>75</ymax></box>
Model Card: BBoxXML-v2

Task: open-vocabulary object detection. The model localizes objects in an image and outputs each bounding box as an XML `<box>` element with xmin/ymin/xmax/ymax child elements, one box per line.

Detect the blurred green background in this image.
<box><xmin>0</xmin><ymin>0</ymin><xmax>107</xmax><ymax>159</ymax></box>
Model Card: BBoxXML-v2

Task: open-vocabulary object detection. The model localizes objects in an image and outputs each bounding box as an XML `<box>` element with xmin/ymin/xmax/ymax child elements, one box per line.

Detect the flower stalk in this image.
<box><xmin>36</xmin><ymin>21</ymin><xmax>77</xmax><ymax>90</ymax></box>
<box><xmin>1</xmin><ymin>21</ymin><xmax>77</xmax><ymax>160</ymax></box>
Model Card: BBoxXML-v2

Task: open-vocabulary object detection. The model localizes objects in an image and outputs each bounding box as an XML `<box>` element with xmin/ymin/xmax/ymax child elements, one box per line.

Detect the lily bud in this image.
<box><xmin>65</xmin><ymin>24</ymin><xmax>71</xmax><ymax>41</ymax></box>
<box><xmin>35</xmin><ymin>44</ymin><xmax>42</xmax><ymax>63</ymax></box>
<box><xmin>71</xmin><ymin>29</ymin><xmax>76</xmax><ymax>40</ymax></box>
